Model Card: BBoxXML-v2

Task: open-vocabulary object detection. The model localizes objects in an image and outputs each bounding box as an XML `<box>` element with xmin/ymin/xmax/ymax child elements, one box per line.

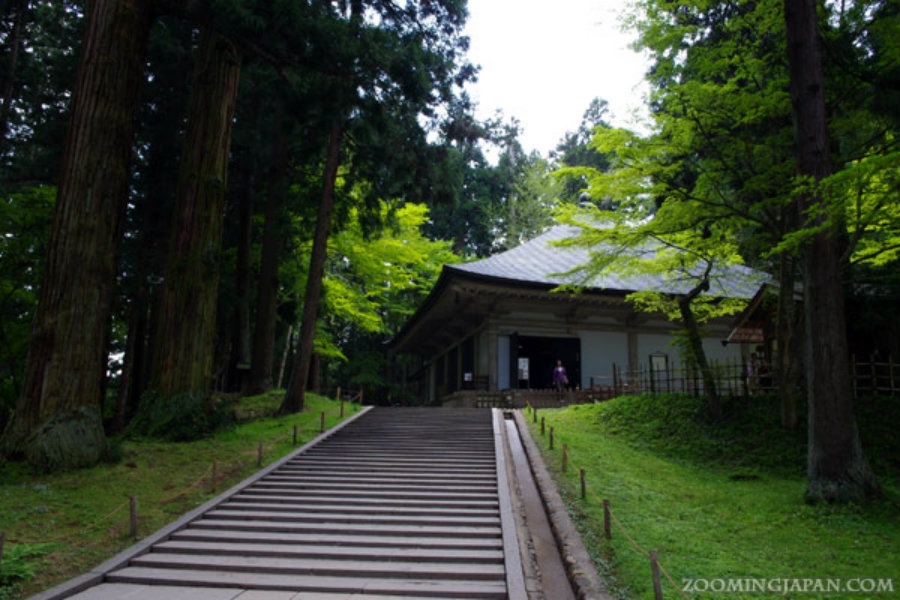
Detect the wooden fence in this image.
<box><xmin>852</xmin><ymin>356</ymin><xmax>900</xmax><ymax>398</ymax></box>
<box><xmin>441</xmin><ymin>356</ymin><xmax>898</xmax><ymax>408</ymax></box>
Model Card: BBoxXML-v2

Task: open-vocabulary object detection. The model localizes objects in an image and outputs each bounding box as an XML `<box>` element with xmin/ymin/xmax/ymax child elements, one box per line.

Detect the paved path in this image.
<box><xmin>33</xmin><ymin>408</ymin><xmax>529</xmax><ymax>600</ymax></box>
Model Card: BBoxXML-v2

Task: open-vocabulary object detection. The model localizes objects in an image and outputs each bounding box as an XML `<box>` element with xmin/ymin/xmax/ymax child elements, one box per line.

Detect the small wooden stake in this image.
<box><xmin>129</xmin><ymin>496</ymin><xmax>138</xmax><ymax>538</ymax></box>
<box><xmin>293</xmin><ymin>424</ymin><xmax>298</xmax><ymax>446</ymax></box>
<box><xmin>320</xmin><ymin>411</ymin><xmax>325</xmax><ymax>433</ymax></box>
<box><xmin>580</xmin><ymin>468</ymin><xmax>586</xmax><ymax>499</ymax></box>
<box><xmin>650</xmin><ymin>550</ymin><xmax>663</xmax><ymax>600</ymax></box>
<box><xmin>541</xmin><ymin>416</ymin><xmax>545</xmax><ymax>436</ymax></box>
<box><xmin>603</xmin><ymin>499</ymin><xmax>611</xmax><ymax>540</ymax></box>
<box><xmin>562</xmin><ymin>443</ymin><xmax>568</xmax><ymax>472</ymax></box>
<box><xmin>549</xmin><ymin>426</ymin><xmax>554</xmax><ymax>450</ymax></box>
<box><xmin>533</xmin><ymin>406</ymin><xmax>537</xmax><ymax>423</ymax></box>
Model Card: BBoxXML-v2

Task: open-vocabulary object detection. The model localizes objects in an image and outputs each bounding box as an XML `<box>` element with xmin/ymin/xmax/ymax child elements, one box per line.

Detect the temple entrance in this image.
<box><xmin>510</xmin><ymin>335</ymin><xmax>581</xmax><ymax>389</ymax></box>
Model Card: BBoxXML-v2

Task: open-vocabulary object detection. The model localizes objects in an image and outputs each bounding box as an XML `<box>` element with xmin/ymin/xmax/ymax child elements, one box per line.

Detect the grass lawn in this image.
<box><xmin>525</xmin><ymin>394</ymin><xmax>900</xmax><ymax>600</ymax></box>
<box><xmin>0</xmin><ymin>392</ymin><xmax>363</xmax><ymax>600</ymax></box>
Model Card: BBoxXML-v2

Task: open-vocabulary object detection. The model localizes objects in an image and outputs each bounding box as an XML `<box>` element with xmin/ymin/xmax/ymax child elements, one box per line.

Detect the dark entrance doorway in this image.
<box><xmin>510</xmin><ymin>335</ymin><xmax>580</xmax><ymax>389</ymax></box>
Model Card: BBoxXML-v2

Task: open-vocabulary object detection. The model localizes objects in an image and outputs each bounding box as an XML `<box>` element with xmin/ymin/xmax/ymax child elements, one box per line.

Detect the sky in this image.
<box><xmin>461</xmin><ymin>1</ymin><xmax>652</xmax><ymax>157</ymax></box>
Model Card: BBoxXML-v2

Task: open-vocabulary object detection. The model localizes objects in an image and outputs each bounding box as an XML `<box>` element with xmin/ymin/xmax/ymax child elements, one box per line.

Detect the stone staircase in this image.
<box><xmin>61</xmin><ymin>408</ymin><xmax>517</xmax><ymax>599</ymax></box>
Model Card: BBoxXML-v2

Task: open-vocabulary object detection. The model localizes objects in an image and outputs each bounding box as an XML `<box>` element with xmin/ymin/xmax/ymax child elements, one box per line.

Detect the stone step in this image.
<box><xmin>219</xmin><ymin>500</ymin><xmax>499</xmax><ymax>518</ymax></box>
<box><xmin>251</xmin><ymin>480</ymin><xmax>496</xmax><ymax>494</ymax></box>
<box><xmin>106</xmin><ymin>567</ymin><xmax>508</xmax><ymax>599</ymax></box>
<box><xmin>171</xmin><ymin>528</ymin><xmax>504</xmax><ymax>550</ymax></box>
<box><xmin>129</xmin><ymin>553</ymin><xmax>505</xmax><ymax>580</ymax></box>
<box><xmin>203</xmin><ymin>508</ymin><xmax>500</xmax><ymax>527</ymax></box>
<box><xmin>228</xmin><ymin>492</ymin><xmax>499</xmax><ymax>510</ymax></box>
<box><xmin>154</xmin><ymin>540</ymin><xmax>505</xmax><ymax>563</ymax></box>
<box><xmin>229</xmin><ymin>487</ymin><xmax>499</xmax><ymax>502</ymax></box>
<box><xmin>187</xmin><ymin>518</ymin><xmax>502</xmax><ymax>538</ymax></box>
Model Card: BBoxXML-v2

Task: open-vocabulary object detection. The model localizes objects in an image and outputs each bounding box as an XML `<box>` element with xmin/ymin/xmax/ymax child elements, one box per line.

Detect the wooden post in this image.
<box><xmin>320</xmin><ymin>411</ymin><xmax>325</xmax><ymax>433</ymax></box>
<box><xmin>549</xmin><ymin>426</ymin><xmax>554</xmax><ymax>450</ymax></box>
<box><xmin>871</xmin><ymin>354</ymin><xmax>878</xmax><ymax>395</ymax></box>
<box><xmin>257</xmin><ymin>440</ymin><xmax>263</xmax><ymax>467</ymax></box>
<box><xmin>562</xmin><ymin>443</ymin><xmax>568</xmax><ymax>472</ymax></box>
<box><xmin>211</xmin><ymin>460</ymin><xmax>218</xmax><ymax>493</ymax></box>
<box><xmin>336</xmin><ymin>386</ymin><xmax>341</xmax><ymax>401</ymax></box>
<box><xmin>888</xmin><ymin>354</ymin><xmax>895</xmax><ymax>396</ymax></box>
<box><xmin>580</xmin><ymin>468</ymin><xmax>586</xmax><ymax>499</ymax></box>
<box><xmin>533</xmin><ymin>405</ymin><xmax>537</xmax><ymax>423</ymax></box>
<box><xmin>129</xmin><ymin>496</ymin><xmax>138</xmax><ymax>538</ymax></box>
<box><xmin>603</xmin><ymin>499</ymin><xmax>611</xmax><ymax>540</ymax></box>
<box><xmin>650</xmin><ymin>550</ymin><xmax>663</xmax><ymax>600</ymax></box>
<box><xmin>541</xmin><ymin>416</ymin><xmax>545</xmax><ymax>436</ymax></box>
<box><xmin>293</xmin><ymin>424</ymin><xmax>298</xmax><ymax>446</ymax></box>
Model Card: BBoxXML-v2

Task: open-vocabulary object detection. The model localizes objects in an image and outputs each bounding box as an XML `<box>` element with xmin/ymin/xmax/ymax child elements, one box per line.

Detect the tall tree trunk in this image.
<box><xmin>247</xmin><ymin>100</ymin><xmax>289</xmax><ymax>394</ymax></box>
<box><xmin>281</xmin><ymin>119</ymin><xmax>343</xmax><ymax>414</ymax></box>
<box><xmin>148</xmin><ymin>27</ymin><xmax>240</xmax><ymax>399</ymax></box>
<box><xmin>783</xmin><ymin>0</ymin><xmax>879</xmax><ymax>503</ymax></box>
<box><xmin>0</xmin><ymin>0</ymin><xmax>153</xmax><ymax>470</ymax></box>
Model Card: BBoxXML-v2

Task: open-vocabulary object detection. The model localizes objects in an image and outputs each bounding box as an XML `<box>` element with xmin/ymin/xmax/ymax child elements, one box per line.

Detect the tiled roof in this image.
<box><xmin>447</xmin><ymin>225</ymin><xmax>764</xmax><ymax>299</ymax></box>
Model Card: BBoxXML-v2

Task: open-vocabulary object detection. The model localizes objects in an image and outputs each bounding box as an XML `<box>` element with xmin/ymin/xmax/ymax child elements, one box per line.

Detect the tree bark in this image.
<box><xmin>0</xmin><ymin>0</ymin><xmax>153</xmax><ymax>470</ymax></box>
<box><xmin>247</xmin><ymin>100</ymin><xmax>289</xmax><ymax>394</ymax></box>
<box><xmin>775</xmin><ymin>253</ymin><xmax>803</xmax><ymax>430</ymax></box>
<box><xmin>148</xmin><ymin>26</ymin><xmax>240</xmax><ymax>399</ymax></box>
<box><xmin>783</xmin><ymin>0</ymin><xmax>879</xmax><ymax>503</ymax></box>
<box><xmin>280</xmin><ymin>119</ymin><xmax>343</xmax><ymax>414</ymax></box>
<box><xmin>676</xmin><ymin>274</ymin><xmax>721</xmax><ymax>420</ymax></box>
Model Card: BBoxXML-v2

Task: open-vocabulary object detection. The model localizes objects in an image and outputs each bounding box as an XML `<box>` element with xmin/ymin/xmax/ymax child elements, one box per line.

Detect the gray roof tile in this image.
<box><xmin>448</xmin><ymin>225</ymin><xmax>764</xmax><ymax>298</ymax></box>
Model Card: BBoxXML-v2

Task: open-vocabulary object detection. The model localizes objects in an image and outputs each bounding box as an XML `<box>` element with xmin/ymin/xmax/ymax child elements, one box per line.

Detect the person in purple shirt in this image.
<box><xmin>553</xmin><ymin>359</ymin><xmax>568</xmax><ymax>392</ymax></box>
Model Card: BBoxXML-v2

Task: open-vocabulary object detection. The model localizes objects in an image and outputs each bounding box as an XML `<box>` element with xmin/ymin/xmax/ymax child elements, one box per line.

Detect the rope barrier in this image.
<box><xmin>8</xmin><ymin>499</ymin><xmax>130</xmax><ymax>545</ymax></box>
<box><xmin>525</xmin><ymin>404</ymin><xmax>691</xmax><ymax>600</ymax></box>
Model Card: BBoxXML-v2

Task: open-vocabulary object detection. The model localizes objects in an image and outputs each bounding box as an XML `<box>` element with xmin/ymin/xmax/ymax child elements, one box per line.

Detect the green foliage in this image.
<box><xmin>0</xmin><ymin>186</ymin><xmax>54</xmax><ymax>431</ymax></box>
<box><xmin>127</xmin><ymin>390</ymin><xmax>236</xmax><ymax>442</ymax></box>
<box><xmin>0</xmin><ymin>542</ymin><xmax>55</xmax><ymax>594</ymax></box>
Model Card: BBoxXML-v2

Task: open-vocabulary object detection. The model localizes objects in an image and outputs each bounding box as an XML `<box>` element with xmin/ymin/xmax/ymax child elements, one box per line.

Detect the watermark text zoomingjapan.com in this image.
<box><xmin>682</xmin><ymin>577</ymin><xmax>895</xmax><ymax>595</ymax></box>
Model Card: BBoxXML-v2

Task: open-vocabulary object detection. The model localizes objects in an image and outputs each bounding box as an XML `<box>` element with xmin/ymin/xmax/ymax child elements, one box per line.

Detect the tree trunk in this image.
<box><xmin>676</xmin><ymin>277</ymin><xmax>721</xmax><ymax>420</ymax></box>
<box><xmin>247</xmin><ymin>100</ymin><xmax>289</xmax><ymax>394</ymax></box>
<box><xmin>775</xmin><ymin>253</ymin><xmax>802</xmax><ymax>429</ymax></box>
<box><xmin>0</xmin><ymin>0</ymin><xmax>153</xmax><ymax>470</ymax></box>
<box><xmin>281</xmin><ymin>119</ymin><xmax>343</xmax><ymax>414</ymax></box>
<box><xmin>148</xmin><ymin>27</ymin><xmax>240</xmax><ymax>399</ymax></box>
<box><xmin>783</xmin><ymin>0</ymin><xmax>879</xmax><ymax>503</ymax></box>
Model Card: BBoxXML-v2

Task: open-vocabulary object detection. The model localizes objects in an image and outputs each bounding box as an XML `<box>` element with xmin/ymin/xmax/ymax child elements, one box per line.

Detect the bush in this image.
<box><xmin>127</xmin><ymin>390</ymin><xmax>235</xmax><ymax>441</ymax></box>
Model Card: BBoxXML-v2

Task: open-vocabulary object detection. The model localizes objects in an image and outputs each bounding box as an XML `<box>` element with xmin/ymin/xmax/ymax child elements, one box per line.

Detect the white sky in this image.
<box><xmin>462</xmin><ymin>1</ymin><xmax>652</xmax><ymax>157</ymax></box>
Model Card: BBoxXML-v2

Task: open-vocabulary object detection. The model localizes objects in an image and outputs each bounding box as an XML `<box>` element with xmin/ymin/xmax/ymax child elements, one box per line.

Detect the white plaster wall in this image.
<box><xmin>579</xmin><ymin>330</ymin><xmax>629</xmax><ymax>389</ymax></box>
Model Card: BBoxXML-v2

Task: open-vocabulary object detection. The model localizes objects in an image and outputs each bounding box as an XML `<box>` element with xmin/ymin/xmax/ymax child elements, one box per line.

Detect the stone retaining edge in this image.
<box><xmin>512</xmin><ymin>409</ymin><xmax>614</xmax><ymax>600</ymax></box>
